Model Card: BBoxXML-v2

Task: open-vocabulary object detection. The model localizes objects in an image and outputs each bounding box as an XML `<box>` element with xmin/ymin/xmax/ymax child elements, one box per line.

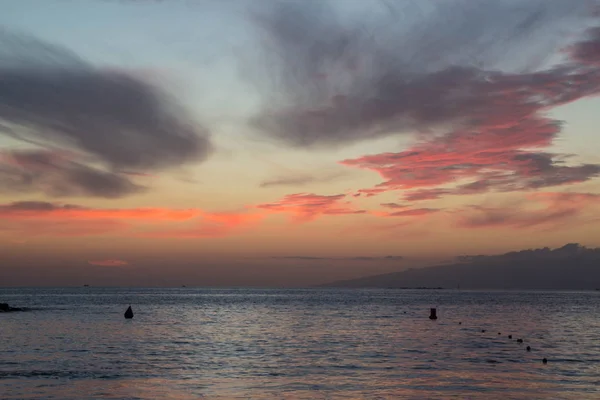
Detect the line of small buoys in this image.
<box><xmin>429</xmin><ymin>308</ymin><xmax>548</xmax><ymax>364</ymax></box>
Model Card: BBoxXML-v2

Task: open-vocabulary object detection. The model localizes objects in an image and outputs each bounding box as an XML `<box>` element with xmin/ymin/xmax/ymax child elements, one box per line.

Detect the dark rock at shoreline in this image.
<box><xmin>0</xmin><ymin>303</ymin><xmax>26</xmax><ymax>312</ymax></box>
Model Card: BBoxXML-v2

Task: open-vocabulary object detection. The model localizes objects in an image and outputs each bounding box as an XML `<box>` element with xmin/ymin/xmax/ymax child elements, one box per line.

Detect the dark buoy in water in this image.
<box><xmin>542</xmin><ymin>358</ymin><xmax>547</xmax><ymax>364</ymax></box>
<box><xmin>526</xmin><ymin>346</ymin><xmax>531</xmax><ymax>352</ymax></box>
<box><xmin>124</xmin><ymin>305</ymin><xmax>134</xmax><ymax>319</ymax></box>
<box><xmin>459</xmin><ymin>322</ymin><xmax>462</xmax><ymax>325</ymax></box>
<box><xmin>517</xmin><ymin>338</ymin><xmax>523</xmax><ymax>343</ymax></box>
<box><xmin>481</xmin><ymin>329</ymin><xmax>486</xmax><ymax>333</ymax></box>
<box><xmin>429</xmin><ymin>308</ymin><xmax>437</xmax><ymax>320</ymax></box>
<box><xmin>508</xmin><ymin>335</ymin><xmax>512</xmax><ymax>339</ymax></box>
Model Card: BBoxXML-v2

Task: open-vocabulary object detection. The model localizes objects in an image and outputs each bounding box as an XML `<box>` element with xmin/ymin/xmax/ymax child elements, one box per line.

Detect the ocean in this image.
<box><xmin>1</xmin><ymin>288</ymin><xmax>599</xmax><ymax>399</ymax></box>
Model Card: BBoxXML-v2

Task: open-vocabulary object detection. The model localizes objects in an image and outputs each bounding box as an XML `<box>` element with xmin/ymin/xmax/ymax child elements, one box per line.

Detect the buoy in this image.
<box><xmin>526</xmin><ymin>346</ymin><xmax>531</xmax><ymax>351</ymax></box>
<box><xmin>498</xmin><ymin>332</ymin><xmax>501</xmax><ymax>335</ymax></box>
<box><xmin>124</xmin><ymin>305</ymin><xmax>134</xmax><ymax>319</ymax></box>
<box><xmin>508</xmin><ymin>335</ymin><xmax>512</xmax><ymax>339</ymax></box>
<box><xmin>542</xmin><ymin>358</ymin><xmax>547</xmax><ymax>364</ymax></box>
<box><xmin>429</xmin><ymin>308</ymin><xmax>437</xmax><ymax>320</ymax></box>
<box><xmin>517</xmin><ymin>338</ymin><xmax>523</xmax><ymax>343</ymax></box>
<box><xmin>481</xmin><ymin>329</ymin><xmax>486</xmax><ymax>333</ymax></box>
<box><xmin>458</xmin><ymin>322</ymin><xmax>462</xmax><ymax>325</ymax></box>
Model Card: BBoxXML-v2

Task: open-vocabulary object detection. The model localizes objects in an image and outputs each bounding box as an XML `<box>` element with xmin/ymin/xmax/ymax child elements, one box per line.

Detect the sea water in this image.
<box><xmin>1</xmin><ymin>288</ymin><xmax>599</xmax><ymax>399</ymax></box>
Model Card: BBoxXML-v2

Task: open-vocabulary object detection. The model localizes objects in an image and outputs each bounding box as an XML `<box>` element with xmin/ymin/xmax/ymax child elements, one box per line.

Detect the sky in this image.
<box><xmin>1</xmin><ymin>0</ymin><xmax>600</xmax><ymax>287</ymax></box>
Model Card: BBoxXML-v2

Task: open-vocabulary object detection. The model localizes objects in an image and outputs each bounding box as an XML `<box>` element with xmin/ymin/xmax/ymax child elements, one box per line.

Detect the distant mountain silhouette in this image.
<box><xmin>321</xmin><ymin>243</ymin><xmax>600</xmax><ymax>290</ymax></box>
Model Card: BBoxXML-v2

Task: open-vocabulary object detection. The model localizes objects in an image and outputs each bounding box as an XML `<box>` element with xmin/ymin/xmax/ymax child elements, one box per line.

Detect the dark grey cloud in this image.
<box><xmin>0</xmin><ymin>30</ymin><xmax>212</xmax><ymax>197</ymax></box>
<box><xmin>250</xmin><ymin>0</ymin><xmax>594</xmax><ymax>148</ymax></box>
<box><xmin>510</xmin><ymin>153</ymin><xmax>600</xmax><ymax>189</ymax></box>
<box><xmin>380</xmin><ymin>203</ymin><xmax>407</xmax><ymax>209</ymax></box>
<box><xmin>0</xmin><ymin>200</ymin><xmax>83</xmax><ymax>212</ymax></box>
<box><xmin>0</xmin><ymin>150</ymin><xmax>144</xmax><ymax>198</ymax></box>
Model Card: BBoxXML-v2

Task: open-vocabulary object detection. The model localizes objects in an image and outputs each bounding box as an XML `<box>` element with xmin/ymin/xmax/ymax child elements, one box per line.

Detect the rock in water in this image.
<box><xmin>0</xmin><ymin>303</ymin><xmax>24</xmax><ymax>312</ymax></box>
<box><xmin>124</xmin><ymin>305</ymin><xmax>134</xmax><ymax>319</ymax></box>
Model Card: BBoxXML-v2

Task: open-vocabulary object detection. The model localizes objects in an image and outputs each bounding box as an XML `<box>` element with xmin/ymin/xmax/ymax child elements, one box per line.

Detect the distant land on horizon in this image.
<box><xmin>321</xmin><ymin>243</ymin><xmax>600</xmax><ymax>290</ymax></box>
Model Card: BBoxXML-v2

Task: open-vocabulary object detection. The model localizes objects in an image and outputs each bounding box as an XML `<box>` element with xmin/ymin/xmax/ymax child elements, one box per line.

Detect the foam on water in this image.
<box><xmin>1</xmin><ymin>288</ymin><xmax>600</xmax><ymax>399</ymax></box>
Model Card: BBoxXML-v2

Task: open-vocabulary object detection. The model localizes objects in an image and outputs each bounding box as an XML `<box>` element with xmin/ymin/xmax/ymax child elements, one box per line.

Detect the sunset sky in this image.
<box><xmin>1</xmin><ymin>0</ymin><xmax>600</xmax><ymax>286</ymax></box>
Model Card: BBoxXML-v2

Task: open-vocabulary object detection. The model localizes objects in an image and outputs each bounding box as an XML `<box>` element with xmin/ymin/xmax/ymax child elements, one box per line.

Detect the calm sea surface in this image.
<box><xmin>1</xmin><ymin>288</ymin><xmax>599</xmax><ymax>399</ymax></box>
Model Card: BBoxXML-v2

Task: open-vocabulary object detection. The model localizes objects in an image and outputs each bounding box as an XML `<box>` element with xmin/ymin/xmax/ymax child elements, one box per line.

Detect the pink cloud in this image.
<box><xmin>338</xmin><ymin>26</ymin><xmax>600</xmax><ymax>201</ymax></box>
<box><xmin>0</xmin><ymin>201</ymin><xmax>262</xmax><ymax>238</ymax></box>
<box><xmin>256</xmin><ymin>193</ymin><xmax>365</xmax><ymax>222</ymax></box>
<box><xmin>0</xmin><ymin>201</ymin><xmax>201</xmax><ymax>221</ymax></box>
<box><xmin>141</xmin><ymin>211</ymin><xmax>264</xmax><ymax>238</ymax></box>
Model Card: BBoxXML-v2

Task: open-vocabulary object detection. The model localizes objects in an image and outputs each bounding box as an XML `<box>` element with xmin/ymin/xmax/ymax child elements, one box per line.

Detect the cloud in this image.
<box><xmin>375</xmin><ymin>202</ymin><xmax>440</xmax><ymax>218</ymax></box>
<box><xmin>0</xmin><ymin>200</ymin><xmax>201</xmax><ymax>221</ymax></box>
<box><xmin>250</xmin><ymin>0</ymin><xmax>593</xmax><ymax>148</ymax></box>
<box><xmin>272</xmin><ymin>255</ymin><xmax>404</xmax><ymax>261</ymax></box>
<box><xmin>457</xmin><ymin>191</ymin><xmax>600</xmax><ymax>229</ymax></box>
<box><xmin>380</xmin><ymin>203</ymin><xmax>407</xmax><ymax>209</ymax></box>
<box><xmin>0</xmin><ymin>201</ymin><xmax>260</xmax><ymax>238</ymax></box>
<box><xmin>142</xmin><ymin>211</ymin><xmax>263</xmax><ymax>238</ymax></box>
<box><xmin>458</xmin><ymin>205</ymin><xmax>577</xmax><ymax>229</ymax></box>
<box><xmin>571</xmin><ymin>26</ymin><xmax>600</xmax><ymax>66</ymax></box>
<box><xmin>88</xmin><ymin>259</ymin><xmax>129</xmax><ymax>267</ymax></box>
<box><xmin>2</xmin><ymin>218</ymin><xmax>128</xmax><ymax>237</ymax></box>
<box><xmin>261</xmin><ymin>175</ymin><xmax>316</xmax><ymax>187</ymax></box>
<box><xmin>528</xmin><ymin>191</ymin><xmax>600</xmax><ymax>205</ymax></box>
<box><xmin>402</xmin><ymin>189</ymin><xmax>451</xmax><ymax>202</ymax></box>
<box><xmin>343</xmin><ymin>129</ymin><xmax>600</xmax><ymax>200</ymax></box>
<box><xmin>249</xmin><ymin>1</ymin><xmax>600</xmax><ymax>201</ymax></box>
<box><xmin>0</xmin><ymin>29</ymin><xmax>211</xmax><ymax>197</ymax></box>
<box><xmin>256</xmin><ymin>193</ymin><xmax>365</xmax><ymax>222</ymax></box>
<box><xmin>0</xmin><ymin>150</ymin><xmax>144</xmax><ymax>198</ymax></box>
<box><xmin>259</xmin><ymin>171</ymin><xmax>346</xmax><ymax>188</ymax></box>
<box><xmin>384</xmin><ymin>208</ymin><xmax>440</xmax><ymax>218</ymax></box>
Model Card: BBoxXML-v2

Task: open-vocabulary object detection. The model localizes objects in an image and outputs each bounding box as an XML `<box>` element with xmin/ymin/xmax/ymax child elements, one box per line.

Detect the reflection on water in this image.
<box><xmin>1</xmin><ymin>288</ymin><xmax>600</xmax><ymax>399</ymax></box>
